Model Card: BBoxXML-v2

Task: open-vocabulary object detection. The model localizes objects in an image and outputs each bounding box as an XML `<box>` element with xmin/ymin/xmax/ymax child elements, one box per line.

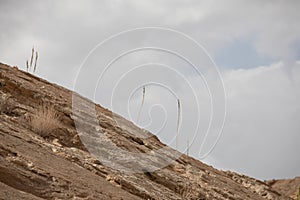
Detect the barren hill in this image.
<box><xmin>0</xmin><ymin>63</ymin><xmax>293</xmax><ymax>199</ymax></box>
<box><xmin>266</xmin><ymin>177</ymin><xmax>300</xmax><ymax>200</ymax></box>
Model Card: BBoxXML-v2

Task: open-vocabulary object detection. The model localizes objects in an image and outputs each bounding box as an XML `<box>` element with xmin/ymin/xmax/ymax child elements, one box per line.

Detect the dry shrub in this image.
<box><xmin>31</xmin><ymin>104</ymin><xmax>61</xmax><ymax>136</ymax></box>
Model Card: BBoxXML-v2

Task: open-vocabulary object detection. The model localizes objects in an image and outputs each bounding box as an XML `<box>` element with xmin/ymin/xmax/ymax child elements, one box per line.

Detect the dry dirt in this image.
<box><xmin>0</xmin><ymin>62</ymin><xmax>296</xmax><ymax>199</ymax></box>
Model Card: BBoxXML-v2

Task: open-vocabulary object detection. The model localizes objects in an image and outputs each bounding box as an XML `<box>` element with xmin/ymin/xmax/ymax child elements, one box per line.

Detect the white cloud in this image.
<box><xmin>205</xmin><ymin>61</ymin><xmax>300</xmax><ymax>179</ymax></box>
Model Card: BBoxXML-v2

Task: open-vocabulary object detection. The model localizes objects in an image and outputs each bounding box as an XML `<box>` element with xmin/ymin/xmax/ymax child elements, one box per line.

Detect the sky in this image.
<box><xmin>0</xmin><ymin>0</ymin><xmax>300</xmax><ymax>180</ymax></box>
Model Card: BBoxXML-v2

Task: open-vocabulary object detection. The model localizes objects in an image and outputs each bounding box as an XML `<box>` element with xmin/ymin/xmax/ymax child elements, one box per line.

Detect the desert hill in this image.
<box><xmin>0</xmin><ymin>62</ymin><xmax>294</xmax><ymax>199</ymax></box>
<box><xmin>266</xmin><ymin>177</ymin><xmax>300</xmax><ymax>200</ymax></box>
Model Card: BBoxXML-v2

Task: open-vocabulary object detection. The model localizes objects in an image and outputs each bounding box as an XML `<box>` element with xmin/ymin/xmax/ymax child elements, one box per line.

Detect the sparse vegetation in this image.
<box><xmin>135</xmin><ymin>86</ymin><xmax>182</xmax><ymax>151</ymax></box>
<box><xmin>136</xmin><ymin>85</ymin><xmax>146</xmax><ymax>123</ymax></box>
<box><xmin>26</xmin><ymin>47</ymin><xmax>38</xmax><ymax>73</ymax></box>
<box><xmin>176</xmin><ymin>98</ymin><xmax>181</xmax><ymax>149</ymax></box>
<box><xmin>30</xmin><ymin>47</ymin><xmax>34</xmax><ymax>68</ymax></box>
<box><xmin>30</xmin><ymin>104</ymin><xmax>60</xmax><ymax>137</ymax></box>
<box><xmin>26</xmin><ymin>60</ymin><xmax>29</xmax><ymax>71</ymax></box>
<box><xmin>297</xmin><ymin>186</ymin><xmax>300</xmax><ymax>200</ymax></box>
<box><xmin>33</xmin><ymin>51</ymin><xmax>38</xmax><ymax>73</ymax></box>
<box><xmin>186</xmin><ymin>139</ymin><xmax>189</xmax><ymax>156</ymax></box>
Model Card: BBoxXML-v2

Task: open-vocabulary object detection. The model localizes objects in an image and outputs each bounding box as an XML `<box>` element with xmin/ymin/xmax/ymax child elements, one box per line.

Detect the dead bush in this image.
<box><xmin>30</xmin><ymin>104</ymin><xmax>61</xmax><ymax>137</ymax></box>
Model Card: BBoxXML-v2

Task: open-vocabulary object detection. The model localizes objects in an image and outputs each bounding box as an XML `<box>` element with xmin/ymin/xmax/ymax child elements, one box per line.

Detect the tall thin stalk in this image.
<box><xmin>186</xmin><ymin>139</ymin><xmax>189</xmax><ymax>156</ymax></box>
<box><xmin>30</xmin><ymin>47</ymin><xmax>34</xmax><ymax>70</ymax></box>
<box><xmin>136</xmin><ymin>86</ymin><xmax>146</xmax><ymax>124</ymax></box>
<box><xmin>176</xmin><ymin>99</ymin><xmax>181</xmax><ymax>149</ymax></box>
<box><xmin>26</xmin><ymin>60</ymin><xmax>29</xmax><ymax>72</ymax></box>
<box><xmin>33</xmin><ymin>51</ymin><xmax>38</xmax><ymax>73</ymax></box>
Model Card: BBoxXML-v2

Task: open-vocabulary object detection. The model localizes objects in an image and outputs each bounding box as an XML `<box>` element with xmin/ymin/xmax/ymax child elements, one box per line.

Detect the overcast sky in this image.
<box><xmin>0</xmin><ymin>0</ymin><xmax>299</xmax><ymax>180</ymax></box>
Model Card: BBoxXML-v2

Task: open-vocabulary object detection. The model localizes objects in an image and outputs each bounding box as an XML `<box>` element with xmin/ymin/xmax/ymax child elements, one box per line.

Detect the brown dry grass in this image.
<box><xmin>30</xmin><ymin>104</ymin><xmax>60</xmax><ymax>136</ymax></box>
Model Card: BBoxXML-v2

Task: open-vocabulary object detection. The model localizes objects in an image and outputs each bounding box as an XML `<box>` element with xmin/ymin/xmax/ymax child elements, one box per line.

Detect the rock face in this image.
<box><xmin>0</xmin><ymin>63</ymin><xmax>293</xmax><ymax>199</ymax></box>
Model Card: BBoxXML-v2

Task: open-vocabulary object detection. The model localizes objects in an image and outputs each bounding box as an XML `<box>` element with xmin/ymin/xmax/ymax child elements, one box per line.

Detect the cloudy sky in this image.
<box><xmin>1</xmin><ymin>0</ymin><xmax>299</xmax><ymax>180</ymax></box>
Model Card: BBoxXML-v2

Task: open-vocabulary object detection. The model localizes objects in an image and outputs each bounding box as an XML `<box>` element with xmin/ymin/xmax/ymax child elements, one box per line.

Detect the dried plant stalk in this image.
<box><xmin>176</xmin><ymin>99</ymin><xmax>181</xmax><ymax>149</ymax></box>
<box><xmin>186</xmin><ymin>139</ymin><xmax>189</xmax><ymax>156</ymax></box>
<box><xmin>30</xmin><ymin>47</ymin><xmax>34</xmax><ymax>70</ymax></box>
<box><xmin>136</xmin><ymin>86</ymin><xmax>145</xmax><ymax>124</ymax></box>
<box><xmin>33</xmin><ymin>51</ymin><xmax>38</xmax><ymax>73</ymax></box>
<box><xmin>26</xmin><ymin>60</ymin><xmax>29</xmax><ymax>72</ymax></box>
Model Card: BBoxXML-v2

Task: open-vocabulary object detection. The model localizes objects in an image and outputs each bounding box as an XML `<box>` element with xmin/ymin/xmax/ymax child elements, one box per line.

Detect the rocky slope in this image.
<box><xmin>266</xmin><ymin>177</ymin><xmax>300</xmax><ymax>200</ymax></box>
<box><xmin>0</xmin><ymin>62</ymin><xmax>293</xmax><ymax>199</ymax></box>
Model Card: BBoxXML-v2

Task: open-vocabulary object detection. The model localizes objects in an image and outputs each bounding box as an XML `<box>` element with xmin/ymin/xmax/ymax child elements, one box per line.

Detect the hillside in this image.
<box><xmin>0</xmin><ymin>62</ymin><xmax>293</xmax><ymax>199</ymax></box>
<box><xmin>266</xmin><ymin>177</ymin><xmax>300</xmax><ymax>200</ymax></box>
